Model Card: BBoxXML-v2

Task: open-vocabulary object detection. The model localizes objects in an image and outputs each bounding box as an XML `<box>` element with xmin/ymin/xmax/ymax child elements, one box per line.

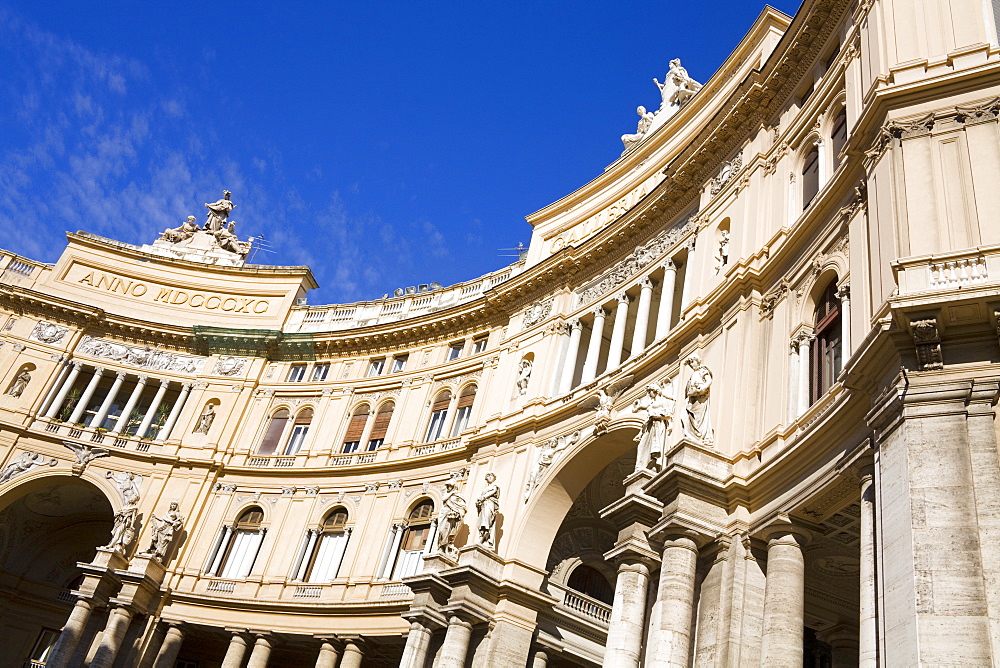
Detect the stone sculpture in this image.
<box><xmin>437</xmin><ymin>480</ymin><xmax>467</xmax><ymax>557</ymax></box>
<box><xmin>6</xmin><ymin>369</ymin><xmax>30</xmax><ymax>397</ymax></box>
<box><xmin>515</xmin><ymin>358</ymin><xmax>533</xmax><ymax>396</ymax></box>
<box><xmin>194</xmin><ymin>404</ymin><xmax>216</xmax><ymax>434</ymax></box>
<box><xmin>30</xmin><ymin>321</ymin><xmax>67</xmax><ymax>344</ymax></box>
<box><xmin>654</xmin><ymin>58</ymin><xmax>702</xmax><ymax>113</ymax></box>
<box><xmin>621</xmin><ymin>105</ymin><xmax>655</xmax><ymax>152</ymax></box>
<box><xmin>160</xmin><ymin>216</ymin><xmax>200</xmax><ymax>243</ymax></box>
<box><xmin>715</xmin><ymin>229</ymin><xmax>730</xmax><ymax>273</ymax></box>
<box><xmin>214</xmin><ymin>221</ymin><xmax>250</xmax><ymax>256</ymax></box>
<box><xmin>524</xmin><ymin>430</ymin><xmax>581</xmax><ymax>502</ymax></box>
<box><xmin>144</xmin><ymin>501</ymin><xmax>184</xmax><ymax>560</ymax></box>
<box><xmin>580</xmin><ymin>375</ymin><xmax>632</xmax><ymax>434</ymax></box>
<box><xmin>632</xmin><ymin>381</ymin><xmax>675</xmax><ymax>472</ymax></box>
<box><xmin>63</xmin><ymin>441</ymin><xmax>110</xmax><ymax>472</ymax></box>
<box><xmin>0</xmin><ymin>451</ymin><xmax>57</xmax><ymax>484</ymax></box>
<box><xmin>476</xmin><ymin>472</ymin><xmax>500</xmax><ymax>549</ymax></box>
<box><xmin>105</xmin><ymin>474</ymin><xmax>141</xmax><ymax>553</ymax></box>
<box><xmin>683</xmin><ymin>355</ymin><xmax>714</xmax><ymax>444</ymax></box>
<box><xmin>204</xmin><ymin>190</ymin><xmax>236</xmax><ymax>232</ymax></box>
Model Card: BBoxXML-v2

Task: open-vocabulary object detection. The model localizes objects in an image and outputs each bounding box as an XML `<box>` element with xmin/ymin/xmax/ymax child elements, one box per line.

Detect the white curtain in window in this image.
<box><xmin>285</xmin><ymin>426</ymin><xmax>308</xmax><ymax>455</ymax></box>
<box><xmin>220</xmin><ymin>530</ymin><xmax>263</xmax><ymax>578</ymax></box>
<box><xmin>393</xmin><ymin>549</ymin><xmax>424</xmax><ymax>580</ymax></box>
<box><xmin>307</xmin><ymin>531</ymin><xmax>350</xmax><ymax>583</ymax></box>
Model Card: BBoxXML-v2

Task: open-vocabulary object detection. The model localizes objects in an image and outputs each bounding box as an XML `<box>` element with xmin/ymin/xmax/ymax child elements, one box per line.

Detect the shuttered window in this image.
<box><xmin>342</xmin><ymin>406</ymin><xmax>369</xmax><ymax>453</ymax></box>
<box><xmin>257</xmin><ymin>410</ymin><xmax>289</xmax><ymax>455</ymax></box>
<box><xmin>425</xmin><ymin>392</ymin><xmax>451</xmax><ymax>442</ymax></box>
<box><xmin>802</xmin><ymin>147</ymin><xmax>820</xmax><ymax>209</ymax></box>
<box><xmin>451</xmin><ymin>385</ymin><xmax>476</xmax><ymax>436</ymax></box>
<box><xmin>366</xmin><ymin>403</ymin><xmax>393</xmax><ymax>450</ymax></box>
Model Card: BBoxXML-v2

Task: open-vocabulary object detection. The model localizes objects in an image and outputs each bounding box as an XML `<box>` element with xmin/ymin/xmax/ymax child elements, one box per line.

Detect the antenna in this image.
<box><xmin>497</xmin><ymin>242</ymin><xmax>527</xmax><ymax>259</ymax></box>
<box><xmin>246</xmin><ymin>233</ymin><xmax>276</xmax><ymax>264</ymax></box>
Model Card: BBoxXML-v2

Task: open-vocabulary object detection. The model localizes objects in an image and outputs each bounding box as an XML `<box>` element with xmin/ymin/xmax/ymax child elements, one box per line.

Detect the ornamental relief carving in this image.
<box><xmin>521</xmin><ymin>299</ymin><xmax>553</xmax><ymax>330</ymax></box>
<box><xmin>29</xmin><ymin>321</ymin><xmax>68</xmax><ymax>345</ymax></box>
<box><xmin>709</xmin><ymin>152</ymin><xmax>743</xmax><ymax>196</ymax></box>
<box><xmin>77</xmin><ymin>336</ymin><xmax>206</xmax><ymax>374</ymax></box>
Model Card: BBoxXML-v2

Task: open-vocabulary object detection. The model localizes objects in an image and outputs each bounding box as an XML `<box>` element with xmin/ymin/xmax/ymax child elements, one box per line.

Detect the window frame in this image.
<box><xmin>447</xmin><ymin>342</ymin><xmax>464</xmax><ymax>361</ymax></box>
<box><xmin>810</xmin><ymin>282</ymin><xmax>843</xmax><ymax>403</ymax></box>
<box><xmin>311</xmin><ymin>363</ymin><xmax>330</xmax><ymax>381</ymax></box>
<box><xmin>367</xmin><ymin>358</ymin><xmax>386</xmax><ymax>377</ymax></box>
<box><xmin>287</xmin><ymin>364</ymin><xmax>307</xmax><ymax>382</ymax></box>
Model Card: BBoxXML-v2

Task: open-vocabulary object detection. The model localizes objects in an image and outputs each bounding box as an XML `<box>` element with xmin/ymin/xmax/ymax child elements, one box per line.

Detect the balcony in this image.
<box><xmin>894</xmin><ymin>246</ymin><xmax>998</xmax><ymax>294</ymax></box>
<box><xmin>246</xmin><ymin>455</ymin><xmax>297</xmax><ymax>468</ymax></box>
<box><xmin>548</xmin><ymin>582</ymin><xmax>612</xmax><ymax>628</ymax></box>
<box><xmin>412</xmin><ymin>437</ymin><xmax>462</xmax><ymax>457</ymax></box>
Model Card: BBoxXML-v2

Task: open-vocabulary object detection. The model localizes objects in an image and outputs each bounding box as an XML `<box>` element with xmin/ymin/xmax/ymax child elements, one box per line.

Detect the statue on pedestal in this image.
<box><xmin>6</xmin><ymin>369</ymin><xmax>30</xmax><ymax>397</ymax></box>
<box><xmin>194</xmin><ymin>404</ymin><xmax>216</xmax><ymax>435</ymax></box>
<box><xmin>437</xmin><ymin>481</ymin><xmax>467</xmax><ymax>556</ymax></box>
<box><xmin>621</xmin><ymin>106</ymin><xmax>655</xmax><ymax>152</ymax></box>
<box><xmin>105</xmin><ymin>481</ymin><xmax>140</xmax><ymax>553</ymax></box>
<box><xmin>144</xmin><ymin>501</ymin><xmax>184</xmax><ymax>561</ymax></box>
<box><xmin>204</xmin><ymin>190</ymin><xmax>236</xmax><ymax>232</ymax></box>
<box><xmin>632</xmin><ymin>381</ymin><xmax>675</xmax><ymax>472</ymax></box>
<box><xmin>160</xmin><ymin>216</ymin><xmax>199</xmax><ymax>243</ymax></box>
<box><xmin>683</xmin><ymin>355</ymin><xmax>714</xmax><ymax>444</ymax></box>
<box><xmin>653</xmin><ymin>59</ymin><xmax>702</xmax><ymax>114</ymax></box>
<box><xmin>476</xmin><ymin>472</ymin><xmax>500</xmax><ymax>549</ymax></box>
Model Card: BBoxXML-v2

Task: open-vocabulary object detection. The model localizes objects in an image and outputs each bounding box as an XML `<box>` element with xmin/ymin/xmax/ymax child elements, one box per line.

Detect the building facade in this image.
<box><xmin>2</xmin><ymin>0</ymin><xmax>1000</xmax><ymax>666</ymax></box>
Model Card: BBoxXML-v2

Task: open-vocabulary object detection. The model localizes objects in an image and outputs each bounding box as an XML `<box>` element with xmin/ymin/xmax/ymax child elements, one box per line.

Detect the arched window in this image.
<box><xmin>208</xmin><ymin>507</ymin><xmax>266</xmax><ymax>579</ymax></box>
<box><xmin>568</xmin><ymin>564</ymin><xmax>615</xmax><ymax>605</ymax></box>
<box><xmin>802</xmin><ymin>145</ymin><xmax>820</xmax><ymax>209</ymax></box>
<box><xmin>830</xmin><ymin>107</ymin><xmax>847</xmax><ymax>170</ymax></box>
<box><xmin>342</xmin><ymin>405</ymin><xmax>370</xmax><ymax>453</ymax></box>
<box><xmin>425</xmin><ymin>391</ymin><xmax>451</xmax><ymax>442</ymax></box>
<box><xmin>450</xmin><ymin>385</ymin><xmax>476</xmax><ymax>437</ymax></box>
<box><xmin>294</xmin><ymin>508</ymin><xmax>352</xmax><ymax>583</ymax></box>
<box><xmin>393</xmin><ymin>500</ymin><xmax>436</xmax><ymax>579</ymax></box>
<box><xmin>257</xmin><ymin>410</ymin><xmax>290</xmax><ymax>455</ymax></box>
<box><xmin>366</xmin><ymin>402</ymin><xmax>394</xmax><ymax>451</ymax></box>
<box><xmin>284</xmin><ymin>408</ymin><xmax>313</xmax><ymax>455</ymax></box>
<box><xmin>811</xmin><ymin>282</ymin><xmax>842</xmax><ymax>403</ymax></box>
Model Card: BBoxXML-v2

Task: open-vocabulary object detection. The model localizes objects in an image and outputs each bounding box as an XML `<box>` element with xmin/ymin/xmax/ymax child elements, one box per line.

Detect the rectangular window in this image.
<box><xmin>30</xmin><ymin>628</ymin><xmax>60</xmax><ymax>663</ymax></box>
<box><xmin>391</xmin><ymin>355</ymin><xmax>408</xmax><ymax>373</ymax></box>
<box><xmin>447</xmin><ymin>342</ymin><xmax>464</xmax><ymax>360</ymax></box>
<box><xmin>311</xmin><ymin>363</ymin><xmax>330</xmax><ymax>381</ymax></box>
<box><xmin>284</xmin><ymin>425</ymin><xmax>309</xmax><ymax>456</ymax></box>
<box><xmin>367</xmin><ymin>358</ymin><xmax>385</xmax><ymax>377</ymax></box>
<box><xmin>451</xmin><ymin>405</ymin><xmax>472</xmax><ymax>437</ymax></box>
<box><xmin>830</xmin><ymin>111</ymin><xmax>848</xmax><ymax>171</ymax></box>
<box><xmin>366</xmin><ymin>438</ymin><xmax>384</xmax><ymax>451</ymax></box>
<box><xmin>287</xmin><ymin>364</ymin><xmax>306</xmax><ymax>382</ymax></box>
<box><xmin>802</xmin><ymin>149</ymin><xmax>820</xmax><ymax>209</ymax></box>
<box><xmin>342</xmin><ymin>440</ymin><xmax>360</xmax><ymax>454</ymax></box>
<box><xmin>425</xmin><ymin>409</ymin><xmax>448</xmax><ymax>442</ymax></box>
<box><xmin>472</xmin><ymin>336</ymin><xmax>488</xmax><ymax>354</ymax></box>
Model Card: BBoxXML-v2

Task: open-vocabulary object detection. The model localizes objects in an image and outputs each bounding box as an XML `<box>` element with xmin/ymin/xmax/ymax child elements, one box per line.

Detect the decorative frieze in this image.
<box><xmin>759</xmin><ymin>280</ymin><xmax>790</xmax><ymax>318</ymax></box>
<box><xmin>212</xmin><ymin>356</ymin><xmax>247</xmax><ymax>377</ymax></box>
<box><xmin>709</xmin><ymin>152</ymin><xmax>743</xmax><ymax>195</ymax></box>
<box><xmin>29</xmin><ymin>321</ymin><xmax>68</xmax><ymax>345</ymax></box>
<box><xmin>77</xmin><ymin>336</ymin><xmax>206</xmax><ymax>374</ymax></box>
<box><xmin>214</xmin><ymin>483</ymin><xmax>237</xmax><ymax>493</ymax></box>
<box><xmin>0</xmin><ymin>451</ymin><xmax>58</xmax><ymax>483</ymax></box>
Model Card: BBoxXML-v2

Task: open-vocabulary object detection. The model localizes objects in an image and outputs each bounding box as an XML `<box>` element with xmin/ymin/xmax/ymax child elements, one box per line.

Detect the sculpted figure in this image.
<box><xmin>161</xmin><ymin>216</ymin><xmax>199</xmax><ymax>243</ymax></box>
<box><xmin>515</xmin><ymin>358</ymin><xmax>533</xmax><ymax>396</ymax></box>
<box><xmin>105</xmin><ymin>483</ymin><xmax>140</xmax><ymax>552</ymax></box>
<box><xmin>632</xmin><ymin>381</ymin><xmax>675</xmax><ymax>472</ymax></box>
<box><xmin>523</xmin><ymin>430</ymin><xmax>580</xmax><ymax>502</ymax></box>
<box><xmin>683</xmin><ymin>355</ymin><xmax>714</xmax><ymax>444</ymax></box>
<box><xmin>476</xmin><ymin>472</ymin><xmax>500</xmax><ymax>549</ymax></box>
<box><xmin>6</xmin><ymin>369</ymin><xmax>30</xmax><ymax>397</ymax></box>
<box><xmin>204</xmin><ymin>190</ymin><xmax>235</xmax><ymax>232</ymax></box>
<box><xmin>653</xmin><ymin>58</ymin><xmax>702</xmax><ymax>113</ymax></box>
<box><xmin>145</xmin><ymin>501</ymin><xmax>184</xmax><ymax>560</ymax></box>
<box><xmin>621</xmin><ymin>105</ymin><xmax>655</xmax><ymax>151</ymax></box>
<box><xmin>581</xmin><ymin>375</ymin><xmax>632</xmax><ymax>435</ymax></box>
<box><xmin>194</xmin><ymin>404</ymin><xmax>216</xmax><ymax>434</ymax></box>
<box><xmin>215</xmin><ymin>221</ymin><xmax>248</xmax><ymax>256</ymax></box>
<box><xmin>437</xmin><ymin>481</ymin><xmax>467</xmax><ymax>556</ymax></box>
<box><xmin>715</xmin><ymin>229</ymin><xmax>730</xmax><ymax>272</ymax></box>
<box><xmin>0</xmin><ymin>451</ymin><xmax>54</xmax><ymax>483</ymax></box>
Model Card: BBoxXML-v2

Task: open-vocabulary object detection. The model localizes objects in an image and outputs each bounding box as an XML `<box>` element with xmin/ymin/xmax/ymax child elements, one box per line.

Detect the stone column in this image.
<box><xmin>837</xmin><ymin>283</ymin><xmax>851</xmax><ymax>357</ymax></box>
<box><xmin>152</xmin><ymin>623</ymin><xmax>184</xmax><ymax>668</ymax></box>
<box><xmin>45</xmin><ymin>362</ymin><xmax>82</xmax><ymax>419</ymax></box>
<box><xmin>819</xmin><ymin>625</ymin><xmax>860</xmax><ymax>668</ymax></box>
<box><xmin>788</xmin><ymin>339</ymin><xmax>800</xmax><ymax>421</ymax></box>
<box><xmin>797</xmin><ymin>334</ymin><xmax>813</xmax><ymax>417</ymax></box>
<box><xmin>603</xmin><ymin>560</ymin><xmax>651</xmax><ymax>668</ymax></box>
<box><xmin>630</xmin><ymin>277</ymin><xmax>654</xmax><ymax>357</ymax></box>
<box><xmin>858</xmin><ymin>468</ymin><xmax>876</xmax><ymax>668</ymax></box>
<box><xmin>91</xmin><ymin>372</ymin><xmax>125</xmax><ymax>430</ymax></box>
<box><xmin>111</xmin><ymin>375</ymin><xmax>148</xmax><ymax>434</ymax></box>
<box><xmin>340</xmin><ymin>640</ymin><xmax>364</xmax><ymax>668</ymax></box>
<box><xmin>221</xmin><ymin>631</ymin><xmax>249</xmax><ymax>668</ymax></box>
<box><xmin>581</xmin><ymin>307</ymin><xmax>608</xmax><ymax>384</ymax></box>
<box><xmin>90</xmin><ymin>605</ymin><xmax>134</xmax><ymax>668</ymax></box>
<box><xmin>646</xmin><ymin>536</ymin><xmax>699</xmax><ymax>668</ymax></box>
<box><xmin>157</xmin><ymin>382</ymin><xmax>191</xmax><ymax>442</ymax></box>
<box><xmin>45</xmin><ymin>598</ymin><xmax>93</xmax><ymax>668</ymax></box>
<box><xmin>137</xmin><ymin>378</ymin><xmax>169</xmax><ymax>439</ymax></box>
<box><xmin>760</xmin><ymin>530</ymin><xmax>807</xmax><ymax>667</ymax></box>
<box><xmin>557</xmin><ymin>319</ymin><xmax>584</xmax><ymax>395</ymax></box>
<box><xmin>531</xmin><ymin>649</ymin><xmax>549</xmax><ymax>668</ymax></box>
<box><xmin>437</xmin><ymin>615</ymin><xmax>474</xmax><ymax>668</ymax></box>
<box><xmin>38</xmin><ymin>359</ymin><xmax>71</xmax><ymax>416</ymax></box>
<box><xmin>315</xmin><ymin>640</ymin><xmax>341</xmax><ymax>668</ymax></box>
<box><xmin>68</xmin><ymin>366</ymin><xmax>103</xmax><ymax>424</ymax></box>
<box><xmin>679</xmin><ymin>238</ymin><xmax>696</xmax><ymax>314</ymax></box>
<box><xmin>606</xmin><ymin>292</ymin><xmax>631</xmax><ymax>370</ymax></box>
<box><xmin>246</xmin><ymin>634</ymin><xmax>273</xmax><ymax>668</ymax></box>
<box><xmin>655</xmin><ymin>260</ymin><xmax>677</xmax><ymax>339</ymax></box>
<box><xmin>400</xmin><ymin>620</ymin><xmax>433</xmax><ymax>668</ymax></box>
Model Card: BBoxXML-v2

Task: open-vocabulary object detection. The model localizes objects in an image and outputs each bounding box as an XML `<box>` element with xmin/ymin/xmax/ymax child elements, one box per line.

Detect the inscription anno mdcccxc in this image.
<box><xmin>74</xmin><ymin>270</ymin><xmax>271</xmax><ymax>314</ymax></box>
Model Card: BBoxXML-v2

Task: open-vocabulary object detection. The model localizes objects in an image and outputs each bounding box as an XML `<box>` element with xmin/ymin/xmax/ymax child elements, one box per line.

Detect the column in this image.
<box><xmin>315</xmin><ymin>640</ymin><xmax>341</xmax><ymax>668</ymax></box>
<box><xmin>760</xmin><ymin>530</ymin><xmax>806</xmax><ymax>667</ymax></box>
<box><xmin>111</xmin><ymin>375</ymin><xmax>148</xmax><ymax>434</ymax></box>
<box><xmin>655</xmin><ymin>260</ymin><xmax>677</xmax><ymax>339</ymax></box>
<box><xmin>400</xmin><ymin>621</ymin><xmax>433</xmax><ymax>668</ymax></box>
<box><xmin>137</xmin><ymin>378</ymin><xmax>169</xmax><ymax>439</ymax></box>
<box><xmin>603</xmin><ymin>560</ymin><xmax>651</xmax><ymax>668</ymax></box>
<box><xmin>44</xmin><ymin>362</ymin><xmax>82</xmax><ymax>419</ymax></box>
<box><xmin>819</xmin><ymin>625</ymin><xmax>860</xmax><ymax>668</ymax></box>
<box><xmin>679</xmin><ymin>238</ymin><xmax>696</xmax><ymax>314</ymax></box>
<box><xmin>581</xmin><ymin>307</ymin><xmax>608</xmax><ymax>384</ymax></box>
<box><xmin>606</xmin><ymin>292</ymin><xmax>631</xmax><ymax>370</ymax></box>
<box><xmin>797</xmin><ymin>334</ymin><xmax>813</xmax><ymax>417</ymax></box>
<box><xmin>207</xmin><ymin>526</ymin><xmax>233</xmax><ymax>575</ymax></box>
<box><xmin>45</xmin><ymin>598</ymin><xmax>93</xmax><ymax>668</ymax></box>
<box><xmin>68</xmin><ymin>367</ymin><xmax>103</xmax><ymax>424</ymax></box>
<box><xmin>557</xmin><ymin>319</ymin><xmax>583</xmax><ymax>395</ymax></box>
<box><xmin>340</xmin><ymin>640</ymin><xmax>364</xmax><ymax>668</ymax></box>
<box><xmin>858</xmin><ymin>468</ymin><xmax>877</xmax><ymax>668</ymax></box>
<box><xmin>246</xmin><ymin>634</ymin><xmax>273</xmax><ymax>668</ymax></box>
<box><xmin>788</xmin><ymin>339</ymin><xmax>800</xmax><ymax>421</ymax></box>
<box><xmin>90</xmin><ymin>605</ymin><xmax>134</xmax><ymax>668</ymax></box>
<box><xmin>549</xmin><ymin>322</ymin><xmax>571</xmax><ymax>396</ymax></box>
<box><xmin>157</xmin><ymin>382</ymin><xmax>191</xmax><ymax>441</ymax></box>
<box><xmin>646</xmin><ymin>537</ymin><xmax>699</xmax><ymax>668</ymax></box>
<box><xmin>837</xmin><ymin>283</ymin><xmax>851</xmax><ymax>357</ymax></box>
<box><xmin>221</xmin><ymin>632</ymin><xmax>249</xmax><ymax>668</ymax></box>
<box><xmin>91</xmin><ymin>372</ymin><xmax>125</xmax><ymax>431</ymax></box>
<box><xmin>423</xmin><ymin>518</ymin><xmax>439</xmax><ymax>557</ymax></box>
<box><xmin>38</xmin><ymin>359</ymin><xmax>71</xmax><ymax>416</ymax></box>
<box><xmin>152</xmin><ymin>623</ymin><xmax>184</xmax><ymax>668</ymax></box>
<box><xmin>630</xmin><ymin>278</ymin><xmax>654</xmax><ymax>357</ymax></box>
<box><xmin>531</xmin><ymin>649</ymin><xmax>549</xmax><ymax>668</ymax></box>
<box><xmin>437</xmin><ymin>615</ymin><xmax>473</xmax><ymax>668</ymax></box>
<box><xmin>293</xmin><ymin>530</ymin><xmax>318</xmax><ymax>580</ymax></box>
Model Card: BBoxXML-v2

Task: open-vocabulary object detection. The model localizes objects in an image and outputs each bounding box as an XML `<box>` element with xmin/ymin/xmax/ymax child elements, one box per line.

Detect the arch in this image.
<box><xmin>407</xmin><ymin>498</ymin><xmax>435</xmax><ymax>519</ymax></box>
<box><xmin>810</xmin><ymin>277</ymin><xmax>844</xmax><ymax>403</ymax></box>
<box><xmin>321</xmin><ymin>506</ymin><xmax>349</xmax><ymax>528</ymax></box>
<box><xmin>230</xmin><ymin>503</ymin><xmax>267</xmax><ymax>525</ymax></box>
<box><xmin>214</xmin><ymin>505</ymin><xmax>266</xmax><ymax>579</ymax></box>
<box><xmin>567</xmin><ymin>563</ymin><xmax>615</xmax><ymax>605</ymax></box>
<box><xmin>0</xmin><ymin>467</ymin><xmax>122</xmax><ymax>516</ymax></box>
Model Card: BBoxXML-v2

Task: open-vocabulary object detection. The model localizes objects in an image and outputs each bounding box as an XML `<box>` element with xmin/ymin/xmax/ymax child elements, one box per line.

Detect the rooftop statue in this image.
<box><xmin>621</xmin><ymin>58</ymin><xmax>702</xmax><ymax>154</ymax></box>
<box><xmin>204</xmin><ymin>190</ymin><xmax>236</xmax><ymax>232</ymax></box>
<box><xmin>621</xmin><ymin>106</ymin><xmax>655</xmax><ymax>152</ymax></box>
<box><xmin>154</xmin><ymin>191</ymin><xmax>251</xmax><ymax>261</ymax></box>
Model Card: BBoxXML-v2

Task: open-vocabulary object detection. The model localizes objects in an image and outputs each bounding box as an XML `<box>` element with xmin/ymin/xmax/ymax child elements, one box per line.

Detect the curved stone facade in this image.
<box><xmin>3</xmin><ymin>1</ymin><xmax>1000</xmax><ymax>666</ymax></box>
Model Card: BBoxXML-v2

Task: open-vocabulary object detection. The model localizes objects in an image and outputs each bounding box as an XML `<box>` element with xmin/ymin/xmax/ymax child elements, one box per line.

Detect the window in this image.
<box><xmin>802</xmin><ymin>146</ymin><xmax>820</xmax><ymax>209</ymax></box>
<box><xmin>301</xmin><ymin>509</ymin><xmax>351</xmax><ymax>583</ymax></box>
<box><xmin>393</xmin><ymin>500</ymin><xmax>435</xmax><ymax>579</ymax></box>
<box><xmin>311</xmin><ymin>363</ymin><xmax>330</xmax><ymax>381</ymax></box>
<box><xmin>287</xmin><ymin>364</ymin><xmax>307</xmax><ymax>382</ymax></box>
<box><xmin>366</xmin><ymin>402</ymin><xmax>394</xmax><ymax>451</ymax></box>
<box><xmin>425</xmin><ymin>391</ymin><xmax>451</xmax><ymax>442</ymax></box>
<box><xmin>29</xmin><ymin>628</ymin><xmax>60</xmax><ymax>664</ymax></box>
<box><xmin>450</xmin><ymin>385</ymin><xmax>476</xmax><ymax>437</ymax></box>
<box><xmin>212</xmin><ymin>507</ymin><xmax>266</xmax><ymax>578</ymax></box>
<box><xmin>810</xmin><ymin>282</ymin><xmax>842</xmax><ymax>403</ymax></box>
<box><xmin>567</xmin><ymin>565</ymin><xmax>615</xmax><ymax>605</ymax></box>
<box><xmin>256</xmin><ymin>410</ymin><xmax>290</xmax><ymax>455</ymax></box>
<box><xmin>447</xmin><ymin>342</ymin><xmax>464</xmax><ymax>360</ymax></box>
<box><xmin>830</xmin><ymin>108</ymin><xmax>847</xmax><ymax>171</ymax></box>
<box><xmin>342</xmin><ymin>405</ymin><xmax>369</xmax><ymax>453</ymax></box>
<box><xmin>284</xmin><ymin>408</ymin><xmax>313</xmax><ymax>456</ymax></box>
<box><xmin>472</xmin><ymin>335</ymin><xmax>488</xmax><ymax>354</ymax></box>
<box><xmin>391</xmin><ymin>355</ymin><xmax>408</xmax><ymax>373</ymax></box>
<box><xmin>367</xmin><ymin>358</ymin><xmax>385</xmax><ymax>377</ymax></box>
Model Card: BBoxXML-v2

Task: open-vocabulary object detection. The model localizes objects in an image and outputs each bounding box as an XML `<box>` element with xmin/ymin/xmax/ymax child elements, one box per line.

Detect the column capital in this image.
<box><xmin>795</xmin><ymin>331</ymin><xmax>815</xmax><ymax>347</ymax></box>
<box><xmin>662</xmin><ymin>258</ymin><xmax>676</xmax><ymax>272</ymax></box>
<box><xmin>71</xmin><ymin>361</ymin><xmax>83</xmax><ymax>370</ymax></box>
<box><xmin>446</xmin><ymin>614</ymin><xmax>474</xmax><ymax>630</ymax></box>
<box><xmin>568</xmin><ymin>318</ymin><xmax>583</xmax><ymax>331</ymax></box>
<box><xmin>92</xmin><ymin>366</ymin><xmax>105</xmax><ymax>375</ymax></box>
<box><xmin>835</xmin><ymin>282</ymin><xmax>850</xmax><ymax>301</ymax></box>
<box><xmin>754</xmin><ymin>515</ymin><xmax>811</xmax><ymax>546</ymax></box>
<box><xmin>638</xmin><ymin>276</ymin><xmax>654</xmax><ymax>290</ymax></box>
<box><xmin>114</xmin><ymin>371</ymin><xmax>127</xmax><ymax>380</ymax></box>
<box><xmin>136</xmin><ymin>374</ymin><xmax>149</xmax><ymax>384</ymax></box>
<box><xmin>591</xmin><ymin>306</ymin><xmax>608</xmax><ymax>319</ymax></box>
<box><xmin>615</xmin><ymin>292</ymin><xmax>631</xmax><ymax>304</ymax></box>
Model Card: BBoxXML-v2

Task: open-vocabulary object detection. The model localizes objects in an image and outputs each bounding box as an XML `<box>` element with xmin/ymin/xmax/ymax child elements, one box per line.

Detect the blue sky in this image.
<box><xmin>0</xmin><ymin>1</ymin><xmax>801</xmax><ymax>306</ymax></box>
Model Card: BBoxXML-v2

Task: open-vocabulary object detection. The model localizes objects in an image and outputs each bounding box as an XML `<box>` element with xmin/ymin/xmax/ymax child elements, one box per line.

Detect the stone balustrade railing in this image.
<box><xmin>549</xmin><ymin>582</ymin><xmax>612</xmax><ymax>626</ymax></box>
<box><xmin>894</xmin><ymin>245</ymin><xmax>998</xmax><ymax>294</ymax></box>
